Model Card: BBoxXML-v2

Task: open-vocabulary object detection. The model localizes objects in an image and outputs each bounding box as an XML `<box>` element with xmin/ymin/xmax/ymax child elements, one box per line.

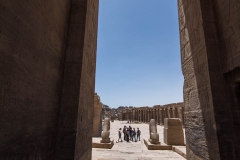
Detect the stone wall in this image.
<box><xmin>0</xmin><ymin>1</ymin><xmax>71</xmax><ymax>159</ymax></box>
<box><xmin>179</xmin><ymin>0</ymin><xmax>240</xmax><ymax>159</ymax></box>
<box><xmin>0</xmin><ymin>0</ymin><xmax>99</xmax><ymax>159</ymax></box>
<box><xmin>56</xmin><ymin>0</ymin><xmax>99</xmax><ymax>159</ymax></box>
<box><xmin>214</xmin><ymin>0</ymin><xmax>240</xmax><ymax>158</ymax></box>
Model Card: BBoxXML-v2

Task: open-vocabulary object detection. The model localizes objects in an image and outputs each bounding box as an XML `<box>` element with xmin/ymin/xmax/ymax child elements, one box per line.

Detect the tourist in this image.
<box><xmin>137</xmin><ymin>128</ymin><xmax>141</xmax><ymax>141</ymax></box>
<box><xmin>126</xmin><ymin>128</ymin><xmax>130</xmax><ymax>142</ymax></box>
<box><xmin>123</xmin><ymin>126</ymin><xmax>127</xmax><ymax>141</ymax></box>
<box><xmin>133</xmin><ymin>128</ymin><xmax>137</xmax><ymax>142</ymax></box>
<box><xmin>129</xmin><ymin>127</ymin><xmax>133</xmax><ymax>141</ymax></box>
<box><xmin>118</xmin><ymin>128</ymin><xmax>123</xmax><ymax>142</ymax></box>
<box><xmin>129</xmin><ymin>125</ymin><xmax>132</xmax><ymax>141</ymax></box>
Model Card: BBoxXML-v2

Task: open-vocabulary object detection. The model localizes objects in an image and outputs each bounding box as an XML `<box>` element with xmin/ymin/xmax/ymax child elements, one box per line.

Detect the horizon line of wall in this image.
<box><xmin>121</xmin><ymin>102</ymin><xmax>184</xmax><ymax>126</ymax></box>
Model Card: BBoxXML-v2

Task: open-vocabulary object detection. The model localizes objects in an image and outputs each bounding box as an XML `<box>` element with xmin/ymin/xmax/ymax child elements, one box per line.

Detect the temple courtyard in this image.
<box><xmin>92</xmin><ymin>120</ymin><xmax>186</xmax><ymax>160</ymax></box>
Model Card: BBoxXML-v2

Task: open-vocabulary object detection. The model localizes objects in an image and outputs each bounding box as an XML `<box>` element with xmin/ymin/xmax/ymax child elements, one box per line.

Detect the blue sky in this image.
<box><xmin>95</xmin><ymin>0</ymin><xmax>183</xmax><ymax>108</ymax></box>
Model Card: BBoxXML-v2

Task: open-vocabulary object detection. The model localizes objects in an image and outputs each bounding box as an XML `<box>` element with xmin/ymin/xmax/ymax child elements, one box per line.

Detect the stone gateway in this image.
<box><xmin>0</xmin><ymin>0</ymin><xmax>240</xmax><ymax>159</ymax></box>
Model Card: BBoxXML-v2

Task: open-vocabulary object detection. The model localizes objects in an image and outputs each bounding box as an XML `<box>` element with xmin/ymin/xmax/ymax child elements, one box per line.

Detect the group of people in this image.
<box><xmin>118</xmin><ymin>126</ymin><xmax>141</xmax><ymax>142</ymax></box>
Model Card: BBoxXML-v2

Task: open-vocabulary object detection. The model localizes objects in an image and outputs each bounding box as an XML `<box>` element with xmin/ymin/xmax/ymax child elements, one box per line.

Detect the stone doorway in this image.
<box><xmin>1</xmin><ymin>0</ymin><xmax>240</xmax><ymax>159</ymax></box>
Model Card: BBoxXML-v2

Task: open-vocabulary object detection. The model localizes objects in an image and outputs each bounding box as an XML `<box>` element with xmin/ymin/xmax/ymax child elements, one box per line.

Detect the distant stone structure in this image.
<box><xmin>149</xmin><ymin>119</ymin><xmax>160</xmax><ymax>144</ymax></box>
<box><xmin>122</xmin><ymin>103</ymin><xmax>184</xmax><ymax>126</ymax></box>
<box><xmin>92</xmin><ymin>93</ymin><xmax>102</xmax><ymax>137</ymax></box>
<box><xmin>101</xmin><ymin>118</ymin><xmax>110</xmax><ymax>143</ymax></box>
<box><xmin>164</xmin><ymin>118</ymin><xmax>184</xmax><ymax>145</ymax></box>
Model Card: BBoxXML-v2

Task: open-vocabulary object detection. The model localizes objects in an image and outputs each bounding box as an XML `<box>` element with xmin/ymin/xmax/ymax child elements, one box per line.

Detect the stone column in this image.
<box><xmin>143</xmin><ymin>110</ymin><xmax>145</xmax><ymax>123</ymax></box>
<box><xmin>164</xmin><ymin>108</ymin><xmax>168</xmax><ymax>119</ymax></box>
<box><xmin>147</xmin><ymin>110</ymin><xmax>149</xmax><ymax>121</ymax></box>
<box><xmin>153</xmin><ymin>109</ymin><xmax>156</xmax><ymax>120</ymax></box>
<box><xmin>167</xmin><ymin>108</ymin><xmax>171</xmax><ymax>118</ymax></box>
<box><xmin>140</xmin><ymin>110</ymin><xmax>142</xmax><ymax>122</ymax></box>
<box><xmin>133</xmin><ymin>109</ymin><xmax>135</xmax><ymax>121</ymax></box>
<box><xmin>180</xmin><ymin>107</ymin><xmax>184</xmax><ymax>127</ymax></box>
<box><xmin>135</xmin><ymin>110</ymin><xmax>137</xmax><ymax>122</ymax></box>
<box><xmin>151</xmin><ymin>109</ymin><xmax>153</xmax><ymax>119</ymax></box>
<box><xmin>138</xmin><ymin>110</ymin><xmax>140</xmax><ymax>122</ymax></box>
<box><xmin>144</xmin><ymin>110</ymin><xmax>147</xmax><ymax>123</ymax></box>
<box><xmin>160</xmin><ymin>109</ymin><xmax>163</xmax><ymax>125</ymax></box>
<box><xmin>172</xmin><ymin>107</ymin><xmax>176</xmax><ymax>118</ymax></box>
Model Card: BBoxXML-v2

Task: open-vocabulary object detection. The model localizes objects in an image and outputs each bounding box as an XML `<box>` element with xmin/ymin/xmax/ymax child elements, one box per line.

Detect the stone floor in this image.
<box><xmin>92</xmin><ymin>120</ymin><xmax>186</xmax><ymax>160</ymax></box>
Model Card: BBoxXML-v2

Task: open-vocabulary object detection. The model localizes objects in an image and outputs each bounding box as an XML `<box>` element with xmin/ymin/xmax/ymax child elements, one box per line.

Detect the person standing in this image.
<box><xmin>118</xmin><ymin>128</ymin><xmax>123</xmax><ymax>142</ymax></box>
<box><xmin>129</xmin><ymin>127</ymin><xmax>133</xmax><ymax>141</ymax></box>
<box><xmin>123</xmin><ymin>126</ymin><xmax>126</xmax><ymax>141</ymax></box>
<box><xmin>133</xmin><ymin>128</ymin><xmax>137</xmax><ymax>142</ymax></box>
<box><xmin>137</xmin><ymin>128</ymin><xmax>141</xmax><ymax>141</ymax></box>
<box><xmin>126</xmin><ymin>128</ymin><xmax>130</xmax><ymax>142</ymax></box>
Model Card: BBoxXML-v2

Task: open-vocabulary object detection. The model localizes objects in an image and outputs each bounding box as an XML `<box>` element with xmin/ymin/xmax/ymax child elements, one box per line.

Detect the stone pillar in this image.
<box><xmin>152</xmin><ymin>110</ymin><xmax>154</xmax><ymax>119</ymax></box>
<box><xmin>150</xmin><ymin>110</ymin><xmax>152</xmax><ymax>121</ymax></box>
<box><xmin>92</xmin><ymin>93</ymin><xmax>102</xmax><ymax>137</ymax></box>
<box><xmin>135</xmin><ymin>110</ymin><xmax>137</xmax><ymax>122</ymax></box>
<box><xmin>132</xmin><ymin>109</ymin><xmax>135</xmax><ymax>121</ymax></box>
<box><xmin>145</xmin><ymin>110</ymin><xmax>146</xmax><ymax>123</ymax></box>
<box><xmin>142</xmin><ymin>110</ymin><xmax>144</xmax><ymax>123</ymax></box>
<box><xmin>164</xmin><ymin>108</ymin><xmax>168</xmax><ymax>119</ymax></box>
<box><xmin>144</xmin><ymin>110</ymin><xmax>146</xmax><ymax>123</ymax></box>
<box><xmin>172</xmin><ymin>107</ymin><xmax>176</xmax><ymax>118</ymax></box>
<box><xmin>160</xmin><ymin>109</ymin><xmax>163</xmax><ymax>125</ymax></box>
<box><xmin>167</xmin><ymin>108</ymin><xmax>171</xmax><ymax>118</ymax></box>
<box><xmin>140</xmin><ymin>110</ymin><xmax>142</xmax><ymax>122</ymax></box>
<box><xmin>137</xmin><ymin>110</ymin><xmax>139</xmax><ymax>122</ymax></box>
<box><xmin>147</xmin><ymin>110</ymin><xmax>150</xmax><ymax>123</ymax></box>
<box><xmin>153</xmin><ymin>109</ymin><xmax>156</xmax><ymax>120</ymax></box>
<box><xmin>178</xmin><ymin>107</ymin><xmax>183</xmax><ymax>124</ymax></box>
<box><xmin>55</xmin><ymin>1</ymin><xmax>99</xmax><ymax>159</ymax></box>
<box><xmin>146</xmin><ymin>110</ymin><xmax>148</xmax><ymax>122</ymax></box>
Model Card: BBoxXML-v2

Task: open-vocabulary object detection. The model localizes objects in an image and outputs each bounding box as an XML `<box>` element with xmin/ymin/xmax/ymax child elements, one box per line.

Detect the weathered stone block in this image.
<box><xmin>164</xmin><ymin>118</ymin><xmax>185</xmax><ymax>145</ymax></box>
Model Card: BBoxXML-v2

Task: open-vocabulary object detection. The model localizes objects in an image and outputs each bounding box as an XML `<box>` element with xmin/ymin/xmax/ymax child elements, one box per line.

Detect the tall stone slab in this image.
<box><xmin>55</xmin><ymin>0</ymin><xmax>99</xmax><ymax>159</ymax></box>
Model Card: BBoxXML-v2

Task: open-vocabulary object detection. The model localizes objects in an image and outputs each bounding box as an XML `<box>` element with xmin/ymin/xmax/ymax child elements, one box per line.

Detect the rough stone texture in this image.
<box><xmin>56</xmin><ymin>0</ymin><xmax>99</xmax><ymax>159</ymax></box>
<box><xmin>93</xmin><ymin>93</ymin><xmax>102</xmax><ymax>137</ymax></box>
<box><xmin>179</xmin><ymin>0</ymin><xmax>240</xmax><ymax>159</ymax></box>
<box><xmin>0</xmin><ymin>0</ymin><xmax>98</xmax><ymax>159</ymax></box>
<box><xmin>164</xmin><ymin>118</ymin><xmax>185</xmax><ymax>145</ymax></box>
<box><xmin>0</xmin><ymin>1</ymin><xmax>71</xmax><ymax>159</ymax></box>
<box><xmin>213</xmin><ymin>0</ymin><xmax>240</xmax><ymax>158</ymax></box>
<box><xmin>179</xmin><ymin>0</ymin><xmax>220</xmax><ymax>159</ymax></box>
